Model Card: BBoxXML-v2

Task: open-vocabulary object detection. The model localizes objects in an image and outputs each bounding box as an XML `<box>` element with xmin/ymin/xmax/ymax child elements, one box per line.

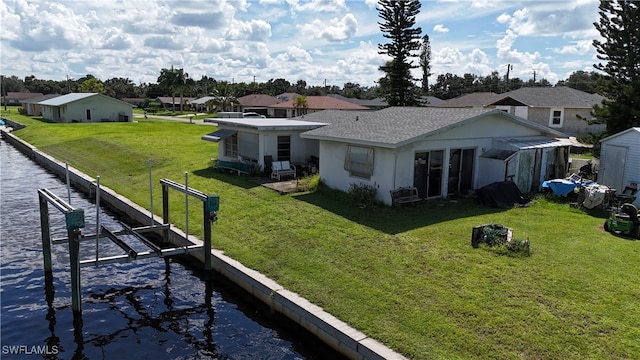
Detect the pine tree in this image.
<box><xmin>592</xmin><ymin>0</ymin><xmax>640</xmax><ymax>134</ymax></box>
<box><xmin>419</xmin><ymin>34</ymin><xmax>432</xmax><ymax>94</ymax></box>
<box><xmin>377</xmin><ymin>0</ymin><xmax>422</xmax><ymax>106</ymax></box>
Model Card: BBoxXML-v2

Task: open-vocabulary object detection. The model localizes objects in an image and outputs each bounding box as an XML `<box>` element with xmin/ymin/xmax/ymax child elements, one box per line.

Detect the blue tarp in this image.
<box><xmin>541</xmin><ymin>179</ymin><xmax>595</xmax><ymax>196</ymax></box>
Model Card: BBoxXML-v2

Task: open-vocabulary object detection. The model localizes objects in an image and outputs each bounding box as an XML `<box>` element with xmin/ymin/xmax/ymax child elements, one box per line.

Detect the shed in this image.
<box><xmin>597</xmin><ymin>127</ymin><xmax>640</xmax><ymax>207</ymax></box>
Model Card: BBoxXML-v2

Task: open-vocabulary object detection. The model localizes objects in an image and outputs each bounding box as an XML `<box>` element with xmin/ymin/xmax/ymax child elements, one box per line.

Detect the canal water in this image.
<box><xmin>0</xmin><ymin>138</ymin><xmax>344</xmax><ymax>359</ymax></box>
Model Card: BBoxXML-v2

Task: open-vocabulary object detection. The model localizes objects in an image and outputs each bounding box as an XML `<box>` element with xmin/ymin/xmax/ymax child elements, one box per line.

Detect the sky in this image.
<box><xmin>0</xmin><ymin>0</ymin><xmax>603</xmax><ymax>89</ymax></box>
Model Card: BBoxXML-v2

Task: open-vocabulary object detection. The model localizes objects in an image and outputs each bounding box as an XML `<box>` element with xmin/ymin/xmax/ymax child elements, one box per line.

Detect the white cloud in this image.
<box><xmin>433</xmin><ymin>24</ymin><xmax>449</xmax><ymax>33</ymax></box>
<box><xmin>298</xmin><ymin>14</ymin><xmax>357</xmax><ymax>42</ymax></box>
<box><xmin>553</xmin><ymin>39</ymin><xmax>594</xmax><ymax>56</ymax></box>
<box><xmin>275</xmin><ymin>45</ymin><xmax>313</xmax><ymax>63</ymax></box>
<box><xmin>225</xmin><ymin>19</ymin><xmax>272</xmax><ymax>41</ymax></box>
<box><xmin>291</xmin><ymin>0</ymin><xmax>347</xmax><ymax>13</ymax></box>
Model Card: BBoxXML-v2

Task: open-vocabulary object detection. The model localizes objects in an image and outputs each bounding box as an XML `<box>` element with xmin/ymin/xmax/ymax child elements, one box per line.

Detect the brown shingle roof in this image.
<box><xmin>236</xmin><ymin>94</ymin><xmax>281</xmax><ymax>107</ymax></box>
<box><xmin>270</xmin><ymin>96</ymin><xmax>369</xmax><ymax>110</ymax></box>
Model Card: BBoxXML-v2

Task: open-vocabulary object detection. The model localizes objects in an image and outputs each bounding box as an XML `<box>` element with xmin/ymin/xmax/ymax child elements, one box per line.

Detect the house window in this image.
<box><xmin>239</xmin><ymin>133</ymin><xmax>259</xmax><ymax>161</ymax></box>
<box><xmin>549</xmin><ymin>109</ymin><xmax>563</xmax><ymax>127</ymax></box>
<box><xmin>277</xmin><ymin>136</ymin><xmax>291</xmax><ymax>162</ymax></box>
<box><xmin>224</xmin><ymin>133</ymin><xmax>238</xmax><ymax>158</ymax></box>
<box><xmin>344</xmin><ymin>145</ymin><xmax>374</xmax><ymax>179</ymax></box>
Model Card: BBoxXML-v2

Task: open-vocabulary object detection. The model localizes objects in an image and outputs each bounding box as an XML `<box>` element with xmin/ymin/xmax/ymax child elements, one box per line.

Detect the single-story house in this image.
<box><xmin>269</xmin><ymin>96</ymin><xmax>370</xmax><ymax>118</ymax></box>
<box><xmin>2</xmin><ymin>92</ymin><xmax>44</xmax><ymax>106</ymax></box>
<box><xmin>485</xmin><ymin>87</ymin><xmax>606</xmax><ymax>137</ymax></box>
<box><xmin>327</xmin><ymin>94</ymin><xmax>389</xmax><ymax>110</ymax></box>
<box><xmin>155</xmin><ymin>96</ymin><xmax>196</xmax><ymax>111</ymax></box>
<box><xmin>439</xmin><ymin>92</ymin><xmax>500</xmax><ymax>108</ymax></box>
<box><xmin>190</xmin><ymin>96</ymin><xmax>217</xmax><ymax>113</ymax></box>
<box><xmin>22</xmin><ymin>94</ymin><xmax>61</xmax><ymax>116</ymax></box>
<box><xmin>235</xmin><ymin>94</ymin><xmax>282</xmax><ymax>117</ymax></box>
<box><xmin>299</xmin><ymin>107</ymin><xmax>572</xmax><ymax>205</ymax></box>
<box><xmin>597</xmin><ymin>127</ymin><xmax>640</xmax><ymax>207</ymax></box>
<box><xmin>201</xmin><ymin>117</ymin><xmax>326</xmax><ymax>175</ymax></box>
<box><xmin>38</xmin><ymin>93</ymin><xmax>134</xmax><ymax>123</ymax></box>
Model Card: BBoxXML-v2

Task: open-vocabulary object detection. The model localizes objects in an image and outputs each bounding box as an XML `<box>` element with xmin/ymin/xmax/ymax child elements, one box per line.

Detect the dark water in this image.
<box><xmin>0</xmin><ymin>138</ymin><xmax>344</xmax><ymax>359</ymax></box>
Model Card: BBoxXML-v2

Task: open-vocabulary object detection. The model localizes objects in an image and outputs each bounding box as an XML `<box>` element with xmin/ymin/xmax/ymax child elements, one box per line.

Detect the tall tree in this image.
<box><xmin>157</xmin><ymin>66</ymin><xmax>186</xmax><ymax>111</ymax></box>
<box><xmin>377</xmin><ymin>0</ymin><xmax>422</xmax><ymax>106</ymax></box>
<box><xmin>419</xmin><ymin>34</ymin><xmax>432</xmax><ymax>94</ymax></box>
<box><xmin>593</xmin><ymin>0</ymin><xmax>640</xmax><ymax>134</ymax></box>
<box><xmin>78</xmin><ymin>77</ymin><xmax>105</xmax><ymax>93</ymax></box>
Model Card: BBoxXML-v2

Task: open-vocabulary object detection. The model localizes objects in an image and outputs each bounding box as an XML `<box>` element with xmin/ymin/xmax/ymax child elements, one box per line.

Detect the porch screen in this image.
<box><xmin>344</xmin><ymin>145</ymin><xmax>374</xmax><ymax>178</ymax></box>
<box><xmin>238</xmin><ymin>133</ymin><xmax>259</xmax><ymax>161</ymax></box>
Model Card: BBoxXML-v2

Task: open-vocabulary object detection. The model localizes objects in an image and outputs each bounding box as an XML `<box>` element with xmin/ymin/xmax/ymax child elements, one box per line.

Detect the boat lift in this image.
<box><xmin>39</xmin><ymin>170</ymin><xmax>219</xmax><ymax>314</ymax></box>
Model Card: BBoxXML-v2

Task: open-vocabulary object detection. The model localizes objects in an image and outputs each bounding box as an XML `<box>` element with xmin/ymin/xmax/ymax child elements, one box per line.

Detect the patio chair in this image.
<box><xmin>271</xmin><ymin>161</ymin><xmax>296</xmax><ymax>181</ymax></box>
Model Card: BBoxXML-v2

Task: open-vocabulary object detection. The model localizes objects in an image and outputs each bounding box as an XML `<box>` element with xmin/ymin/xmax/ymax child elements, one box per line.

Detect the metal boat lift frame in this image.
<box><xmin>39</xmin><ymin>173</ymin><xmax>219</xmax><ymax>314</ymax></box>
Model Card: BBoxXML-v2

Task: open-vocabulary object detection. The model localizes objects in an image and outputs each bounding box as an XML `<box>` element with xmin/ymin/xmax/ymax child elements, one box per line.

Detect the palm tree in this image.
<box><xmin>210</xmin><ymin>83</ymin><xmax>237</xmax><ymax>112</ymax></box>
<box><xmin>157</xmin><ymin>66</ymin><xmax>187</xmax><ymax>112</ymax></box>
<box><xmin>293</xmin><ymin>95</ymin><xmax>308</xmax><ymax>116</ymax></box>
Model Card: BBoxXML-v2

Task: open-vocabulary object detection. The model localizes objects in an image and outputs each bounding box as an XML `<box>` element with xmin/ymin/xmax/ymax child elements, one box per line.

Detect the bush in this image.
<box><xmin>347</xmin><ymin>182</ymin><xmax>379</xmax><ymax>208</ymax></box>
<box><xmin>296</xmin><ymin>174</ymin><xmax>320</xmax><ymax>192</ymax></box>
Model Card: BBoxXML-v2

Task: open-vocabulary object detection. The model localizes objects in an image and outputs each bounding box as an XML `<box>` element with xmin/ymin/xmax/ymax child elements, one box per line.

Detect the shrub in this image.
<box><xmin>347</xmin><ymin>182</ymin><xmax>380</xmax><ymax>208</ymax></box>
<box><xmin>296</xmin><ymin>174</ymin><xmax>320</xmax><ymax>192</ymax></box>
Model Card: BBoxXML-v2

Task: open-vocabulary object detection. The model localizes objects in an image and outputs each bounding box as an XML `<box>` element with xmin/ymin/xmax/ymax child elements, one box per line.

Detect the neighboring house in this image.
<box><xmin>485</xmin><ymin>87</ymin><xmax>606</xmax><ymax>137</ymax></box>
<box><xmin>327</xmin><ymin>94</ymin><xmax>389</xmax><ymax>110</ymax></box>
<box><xmin>201</xmin><ymin>117</ymin><xmax>326</xmax><ymax>174</ymax></box>
<box><xmin>122</xmin><ymin>98</ymin><xmax>146</xmax><ymax>107</ymax></box>
<box><xmin>3</xmin><ymin>92</ymin><xmax>44</xmax><ymax>106</ymax></box>
<box><xmin>38</xmin><ymin>93</ymin><xmax>134</xmax><ymax>123</ymax></box>
<box><xmin>597</xmin><ymin>127</ymin><xmax>640</xmax><ymax>207</ymax></box>
<box><xmin>270</xmin><ymin>96</ymin><xmax>369</xmax><ymax>118</ymax></box>
<box><xmin>276</xmin><ymin>93</ymin><xmax>300</xmax><ymax>103</ymax></box>
<box><xmin>190</xmin><ymin>96</ymin><xmax>217</xmax><ymax>113</ymax></box>
<box><xmin>22</xmin><ymin>94</ymin><xmax>61</xmax><ymax>116</ymax></box>
<box><xmin>156</xmin><ymin>96</ymin><xmax>196</xmax><ymax>111</ymax></box>
<box><xmin>235</xmin><ymin>94</ymin><xmax>281</xmax><ymax>117</ymax></box>
<box><xmin>440</xmin><ymin>92</ymin><xmax>499</xmax><ymax>108</ymax></box>
<box><xmin>421</xmin><ymin>96</ymin><xmax>446</xmax><ymax>107</ymax></box>
<box><xmin>300</xmin><ymin>107</ymin><xmax>572</xmax><ymax>205</ymax></box>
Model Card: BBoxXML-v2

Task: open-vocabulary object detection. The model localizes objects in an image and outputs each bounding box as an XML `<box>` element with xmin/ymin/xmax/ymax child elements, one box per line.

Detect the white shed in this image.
<box><xmin>597</xmin><ymin>127</ymin><xmax>640</xmax><ymax>207</ymax></box>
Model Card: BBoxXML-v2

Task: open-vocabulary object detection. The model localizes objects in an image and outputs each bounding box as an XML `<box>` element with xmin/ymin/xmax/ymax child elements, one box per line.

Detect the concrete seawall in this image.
<box><xmin>1</xmin><ymin>129</ymin><xmax>406</xmax><ymax>360</ymax></box>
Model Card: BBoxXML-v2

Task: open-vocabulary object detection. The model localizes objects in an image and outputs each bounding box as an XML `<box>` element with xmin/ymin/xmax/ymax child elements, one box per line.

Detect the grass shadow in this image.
<box><xmin>192</xmin><ymin>167</ymin><xmax>262</xmax><ymax>190</ymax></box>
<box><xmin>293</xmin><ymin>189</ymin><xmax>507</xmax><ymax>235</ymax></box>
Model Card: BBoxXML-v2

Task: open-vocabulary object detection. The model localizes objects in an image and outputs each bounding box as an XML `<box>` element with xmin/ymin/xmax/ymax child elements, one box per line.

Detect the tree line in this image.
<box><xmin>0</xmin><ymin>69</ymin><xmax>604</xmax><ymax>103</ymax></box>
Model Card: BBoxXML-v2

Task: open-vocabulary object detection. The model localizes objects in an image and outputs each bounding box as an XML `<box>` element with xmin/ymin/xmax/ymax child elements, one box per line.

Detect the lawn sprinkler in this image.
<box><xmin>604</xmin><ymin>203</ymin><xmax>640</xmax><ymax>239</ymax></box>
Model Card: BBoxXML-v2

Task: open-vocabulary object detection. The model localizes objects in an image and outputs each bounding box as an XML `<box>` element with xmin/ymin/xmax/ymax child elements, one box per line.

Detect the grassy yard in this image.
<box><xmin>3</xmin><ymin>110</ymin><xmax>639</xmax><ymax>359</ymax></box>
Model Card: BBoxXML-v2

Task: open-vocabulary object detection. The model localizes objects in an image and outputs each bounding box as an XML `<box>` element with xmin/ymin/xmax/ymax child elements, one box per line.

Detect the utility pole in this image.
<box><xmin>532</xmin><ymin>70</ymin><xmax>537</xmax><ymax>83</ymax></box>
<box><xmin>504</xmin><ymin>64</ymin><xmax>512</xmax><ymax>91</ymax></box>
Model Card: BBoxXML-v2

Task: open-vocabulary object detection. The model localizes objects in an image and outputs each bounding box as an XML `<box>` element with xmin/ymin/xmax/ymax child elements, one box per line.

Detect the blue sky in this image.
<box><xmin>0</xmin><ymin>0</ymin><xmax>602</xmax><ymax>88</ymax></box>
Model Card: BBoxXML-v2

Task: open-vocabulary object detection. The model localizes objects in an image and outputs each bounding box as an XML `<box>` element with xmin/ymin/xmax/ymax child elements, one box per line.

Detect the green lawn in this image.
<box><xmin>4</xmin><ymin>110</ymin><xmax>639</xmax><ymax>359</ymax></box>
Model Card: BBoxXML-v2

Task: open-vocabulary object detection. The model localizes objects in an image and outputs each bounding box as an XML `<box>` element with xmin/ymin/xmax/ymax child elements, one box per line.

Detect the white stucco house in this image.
<box><xmin>201</xmin><ymin>117</ymin><xmax>326</xmax><ymax>175</ymax></box>
<box><xmin>201</xmin><ymin>107</ymin><xmax>574</xmax><ymax>206</ymax></box>
<box><xmin>597</xmin><ymin>127</ymin><xmax>640</xmax><ymax>207</ymax></box>
<box><xmin>39</xmin><ymin>93</ymin><xmax>134</xmax><ymax>123</ymax></box>
<box><xmin>299</xmin><ymin>107</ymin><xmax>573</xmax><ymax>205</ymax></box>
<box><xmin>484</xmin><ymin>86</ymin><xmax>606</xmax><ymax>138</ymax></box>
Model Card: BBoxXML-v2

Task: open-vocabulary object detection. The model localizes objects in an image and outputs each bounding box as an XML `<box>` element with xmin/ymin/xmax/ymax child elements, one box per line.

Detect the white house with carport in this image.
<box><xmin>597</xmin><ymin>127</ymin><xmax>640</xmax><ymax>207</ymax></box>
<box><xmin>201</xmin><ymin>117</ymin><xmax>327</xmax><ymax>175</ymax></box>
<box><xmin>38</xmin><ymin>93</ymin><xmax>134</xmax><ymax>123</ymax></box>
<box><xmin>300</xmin><ymin>107</ymin><xmax>572</xmax><ymax>206</ymax></box>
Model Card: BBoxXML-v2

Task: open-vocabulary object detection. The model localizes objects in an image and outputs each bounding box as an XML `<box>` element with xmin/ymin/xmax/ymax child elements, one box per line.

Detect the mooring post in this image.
<box><xmin>65</xmin><ymin>208</ymin><xmax>85</xmax><ymax>313</ymax></box>
<box><xmin>38</xmin><ymin>194</ymin><xmax>53</xmax><ymax>272</ymax></box>
<box><xmin>203</xmin><ymin>195</ymin><xmax>219</xmax><ymax>271</ymax></box>
<box><xmin>148</xmin><ymin>160</ymin><xmax>154</xmax><ymax>227</ymax></box>
<box><xmin>162</xmin><ymin>183</ymin><xmax>169</xmax><ymax>243</ymax></box>
<box><xmin>95</xmin><ymin>176</ymin><xmax>101</xmax><ymax>265</ymax></box>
